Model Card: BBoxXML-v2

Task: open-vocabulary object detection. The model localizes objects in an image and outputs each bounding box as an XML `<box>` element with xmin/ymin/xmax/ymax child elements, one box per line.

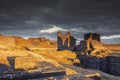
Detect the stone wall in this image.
<box><xmin>57</xmin><ymin>32</ymin><xmax>76</xmax><ymax>51</ymax></box>
<box><xmin>75</xmin><ymin>41</ymin><xmax>87</xmax><ymax>52</ymax></box>
<box><xmin>76</xmin><ymin>33</ymin><xmax>119</xmax><ymax>76</ymax></box>
<box><xmin>78</xmin><ymin>54</ymin><xmax>120</xmax><ymax>76</ymax></box>
<box><xmin>84</xmin><ymin>33</ymin><xmax>100</xmax><ymax>42</ymax></box>
<box><xmin>76</xmin><ymin>33</ymin><xmax>111</xmax><ymax>58</ymax></box>
<box><xmin>108</xmin><ymin>56</ymin><xmax>120</xmax><ymax>76</ymax></box>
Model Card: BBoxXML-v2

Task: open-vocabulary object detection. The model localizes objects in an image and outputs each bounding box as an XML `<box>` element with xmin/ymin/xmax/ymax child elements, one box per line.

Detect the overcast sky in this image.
<box><xmin>0</xmin><ymin>0</ymin><xmax>120</xmax><ymax>44</ymax></box>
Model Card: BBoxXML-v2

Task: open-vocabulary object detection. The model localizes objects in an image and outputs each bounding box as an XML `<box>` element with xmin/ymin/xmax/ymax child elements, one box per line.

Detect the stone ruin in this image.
<box><xmin>76</xmin><ymin>33</ymin><xmax>111</xmax><ymax>57</ymax></box>
<box><xmin>57</xmin><ymin>32</ymin><xmax>76</xmax><ymax>51</ymax></box>
<box><xmin>84</xmin><ymin>33</ymin><xmax>100</xmax><ymax>42</ymax></box>
<box><xmin>57</xmin><ymin>32</ymin><xmax>111</xmax><ymax>57</ymax></box>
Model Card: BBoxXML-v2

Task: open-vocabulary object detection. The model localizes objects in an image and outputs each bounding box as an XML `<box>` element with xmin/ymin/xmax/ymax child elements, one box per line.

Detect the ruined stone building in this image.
<box><xmin>76</xmin><ymin>33</ymin><xmax>101</xmax><ymax>52</ymax></box>
<box><xmin>76</xmin><ymin>33</ymin><xmax>111</xmax><ymax>57</ymax></box>
<box><xmin>57</xmin><ymin>32</ymin><xmax>76</xmax><ymax>51</ymax></box>
<box><xmin>84</xmin><ymin>33</ymin><xmax>100</xmax><ymax>42</ymax></box>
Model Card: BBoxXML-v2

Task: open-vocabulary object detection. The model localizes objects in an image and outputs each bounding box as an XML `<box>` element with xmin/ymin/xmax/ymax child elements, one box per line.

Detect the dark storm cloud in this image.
<box><xmin>0</xmin><ymin>0</ymin><xmax>120</xmax><ymax>43</ymax></box>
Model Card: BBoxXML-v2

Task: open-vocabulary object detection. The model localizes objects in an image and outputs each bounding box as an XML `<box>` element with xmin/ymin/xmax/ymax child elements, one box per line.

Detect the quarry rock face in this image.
<box><xmin>57</xmin><ymin>32</ymin><xmax>76</xmax><ymax>51</ymax></box>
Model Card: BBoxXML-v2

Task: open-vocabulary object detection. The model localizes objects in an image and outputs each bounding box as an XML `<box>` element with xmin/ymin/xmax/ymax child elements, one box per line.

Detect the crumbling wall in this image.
<box><xmin>85</xmin><ymin>33</ymin><xmax>104</xmax><ymax>51</ymax></box>
<box><xmin>108</xmin><ymin>56</ymin><xmax>120</xmax><ymax>76</ymax></box>
<box><xmin>78</xmin><ymin>54</ymin><xmax>120</xmax><ymax>76</ymax></box>
<box><xmin>84</xmin><ymin>33</ymin><xmax>100</xmax><ymax>42</ymax></box>
<box><xmin>84</xmin><ymin>57</ymin><xmax>108</xmax><ymax>72</ymax></box>
<box><xmin>75</xmin><ymin>41</ymin><xmax>87</xmax><ymax>52</ymax></box>
<box><xmin>76</xmin><ymin>33</ymin><xmax>111</xmax><ymax>57</ymax></box>
<box><xmin>76</xmin><ymin>33</ymin><xmax>102</xmax><ymax>52</ymax></box>
<box><xmin>57</xmin><ymin>32</ymin><xmax>76</xmax><ymax>51</ymax></box>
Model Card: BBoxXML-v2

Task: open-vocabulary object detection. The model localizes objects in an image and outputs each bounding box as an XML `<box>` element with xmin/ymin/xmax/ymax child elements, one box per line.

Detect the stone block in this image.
<box><xmin>14</xmin><ymin>57</ymin><xmax>37</xmax><ymax>70</ymax></box>
<box><xmin>84</xmin><ymin>57</ymin><xmax>101</xmax><ymax>69</ymax></box>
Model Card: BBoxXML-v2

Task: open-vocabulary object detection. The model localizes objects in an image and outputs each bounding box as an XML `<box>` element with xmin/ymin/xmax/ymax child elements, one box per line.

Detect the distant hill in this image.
<box><xmin>0</xmin><ymin>34</ymin><xmax>57</xmax><ymax>50</ymax></box>
<box><xmin>104</xmin><ymin>44</ymin><xmax>120</xmax><ymax>51</ymax></box>
<box><xmin>0</xmin><ymin>34</ymin><xmax>120</xmax><ymax>51</ymax></box>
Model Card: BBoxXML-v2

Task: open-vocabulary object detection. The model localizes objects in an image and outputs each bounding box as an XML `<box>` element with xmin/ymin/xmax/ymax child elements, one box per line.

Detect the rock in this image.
<box><xmin>14</xmin><ymin>57</ymin><xmax>37</xmax><ymax>70</ymax></box>
<box><xmin>0</xmin><ymin>56</ymin><xmax>10</xmax><ymax>66</ymax></box>
<box><xmin>20</xmin><ymin>46</ymin><xmax>31</xmax><ymax>51</ymax></box>
<box><xmin>40</xmin><ymin>37</ymin><xmax>48</xmax><ymax>42</ymax></box>
<box><xmin>45</xmin><ymin>77</ymin><xmax>56</xmax><ymax>80</ymax></box>
<box><xmin>0</xmin><ymin>56</ymin><xmax>10</xmax><ymax>72</ymax></box>
<box><xmin>0</xmin><ymin>35</ymin><xmax>15</xmax><ymax>49</ymax></box>
<box><xmin>62</xmin><ymin>76</ymin><xmax>69</xmax><ymax>80</ymax></box>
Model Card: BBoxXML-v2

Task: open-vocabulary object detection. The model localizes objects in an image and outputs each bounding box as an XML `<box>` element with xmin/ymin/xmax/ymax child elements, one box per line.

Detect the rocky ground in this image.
<box><xmin>0</xmin><ymin>48</ymin><xmax>120</xmax><ymax>80</ymax></box>
<box><xmin>0</xmin><ymin>48</ymin><xmax>100</xmax><ymax>80</ymax></box>
<box><xmin>0</xmin><ymin>35</ymin><xmax>120</xmax><ymax>80</ymax></box>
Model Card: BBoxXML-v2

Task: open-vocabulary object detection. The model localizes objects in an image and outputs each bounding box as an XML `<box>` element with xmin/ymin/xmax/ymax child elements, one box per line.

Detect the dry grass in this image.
<box><xmin>0</xmin><ymin>50</ymin><xmax>30</xmax><ymax>57</ymax></box>
<box><xmin>90</xmin><ymin>49</ymin><xmax>112</xmax><ymax>58</ymax></box>
<box><xmin>104</xmin><ymin>44</ymin><xmax>120</xmax><ymax>51</ymax></box>
<box><xmin>28</xmin><ymin>50</ymin><xmax>78</xmax><ymax>75</ymax></box>
<box><xmin>34</xmin><ymin>50</ymin><xmax>77</xmax><ymax>65</ymax></box>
